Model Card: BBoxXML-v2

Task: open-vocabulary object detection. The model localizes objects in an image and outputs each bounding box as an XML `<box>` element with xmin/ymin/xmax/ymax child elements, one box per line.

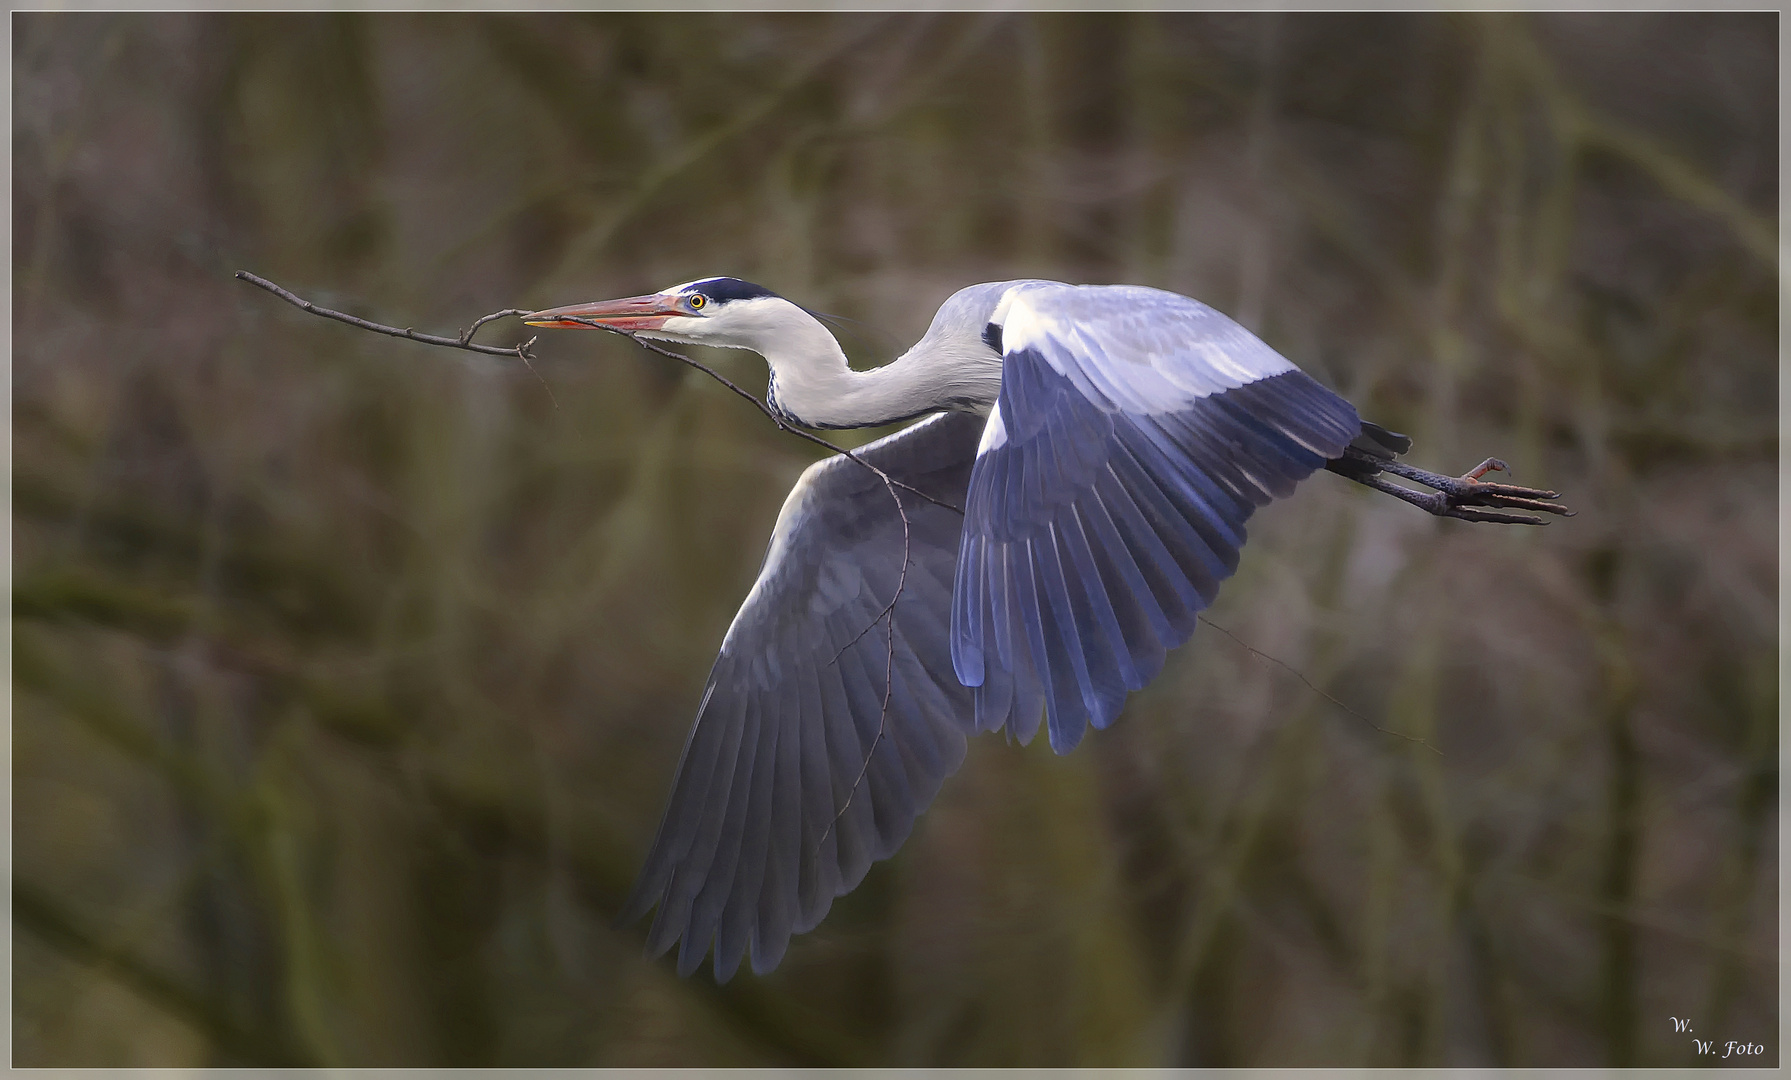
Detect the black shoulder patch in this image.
<box><xmin>982</xmin><ymin>321</ymin><xmax>1004</xmax><ymax>354</ymax></box>
<box><xmin>689</xmin><ymin>277</ymin><xmax>779</xmax><ymax>304</ymax></box>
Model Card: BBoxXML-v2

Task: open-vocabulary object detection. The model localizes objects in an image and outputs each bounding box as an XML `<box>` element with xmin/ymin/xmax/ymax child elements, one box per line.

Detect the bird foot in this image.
<box><xmin>1372</xmin><ymin>456</ymin><xmax>1574</xmax><ymax>525</ymax></box>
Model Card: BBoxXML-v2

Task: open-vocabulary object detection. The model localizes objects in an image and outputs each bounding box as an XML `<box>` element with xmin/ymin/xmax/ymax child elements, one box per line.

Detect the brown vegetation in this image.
<box><xmin>13</xmin><ymin>12</ymin><xmax>1776</xmax><ymax>1066</ymax></box>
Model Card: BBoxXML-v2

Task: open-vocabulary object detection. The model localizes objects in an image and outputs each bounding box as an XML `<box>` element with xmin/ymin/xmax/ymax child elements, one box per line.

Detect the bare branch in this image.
<box><xmin>237</xmin><ymin>271</ymin><xmax>528</xmax><ymax>358</ymax></box>
<box><xmin>234</xmin><ymin>272</ymin><xmax>558</xmax><ymax>409</ymax></box>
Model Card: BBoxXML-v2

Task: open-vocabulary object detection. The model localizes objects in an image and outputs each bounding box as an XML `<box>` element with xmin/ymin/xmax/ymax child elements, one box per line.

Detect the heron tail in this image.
<box><xmin>1353</xmin><ymin>420</ymin><xmax>1412</xmax><ymax>458</ymax></box>
<box><xmin>1325</xmin><ymin>419</ymin><xmax>1413</xmax><ymax>481</ymax></box>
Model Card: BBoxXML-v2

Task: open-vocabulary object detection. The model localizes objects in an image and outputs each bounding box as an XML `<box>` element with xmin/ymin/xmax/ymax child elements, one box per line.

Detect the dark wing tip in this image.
<box><xmin>1356</xmin><ymin>419</ymin><xmax>1413</xmax><ymax>458</ymax></box>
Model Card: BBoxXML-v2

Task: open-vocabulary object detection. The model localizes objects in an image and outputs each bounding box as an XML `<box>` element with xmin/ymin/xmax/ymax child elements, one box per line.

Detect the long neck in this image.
<box><xmin>759</xmin><ymin>316</ymin><xmax>987</xmax><ymax>429</ymax></box>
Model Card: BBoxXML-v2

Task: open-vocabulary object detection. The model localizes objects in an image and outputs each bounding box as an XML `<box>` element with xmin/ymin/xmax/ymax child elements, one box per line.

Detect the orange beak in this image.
<box><xmin>522</xmin><ymin>294</ymin><xmax>685</xmax><ymax>332</ymax></box>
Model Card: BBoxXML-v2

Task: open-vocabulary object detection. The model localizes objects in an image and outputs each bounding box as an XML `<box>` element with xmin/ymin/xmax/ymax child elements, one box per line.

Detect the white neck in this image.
<box><xmin>660</xmin><ymin>297</ymin><xmax>1003</xmax><ymax>429</ymax></box>
<box><xmin>762</xmin><ymin>329</ymin><xmax>942</xmax><ymax>428</ymax></box>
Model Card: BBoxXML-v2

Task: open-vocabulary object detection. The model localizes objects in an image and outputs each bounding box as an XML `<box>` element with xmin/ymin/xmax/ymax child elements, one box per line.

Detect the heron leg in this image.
<box><xmin>1329</xmin><ymin>447</ymin><xmax>1573</xmax><ymax>525</ymax></box>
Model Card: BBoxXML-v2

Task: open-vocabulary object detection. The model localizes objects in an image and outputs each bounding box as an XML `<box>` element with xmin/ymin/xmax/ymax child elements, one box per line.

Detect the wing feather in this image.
<box><xmin>623</xmin><ymin>411</ymin><xmax>984</xmax><ymax>980</ymax></box>
<box><xmin>752</xmin><ymin>674</ymin><xmax>803</xmax><ymax>973</ymax></box>
<box><xmin>647</xmin><ymin>690</ymin><xmax>749</xmax><ymax>956</ymax></box>
<box><xmin>1058</xmin><ymin>506</ymin><xmax>1140</xmax><ymax>693</ymax></box>
<box><xmin>715</xmin><ymin>682</ymin><xmax>782</xmax><ymax>982</ymax></box>
<box><xmin>680</xmin><ymin>697</ymin><xmax>761</xmax><ymax>977</ymax></box>
<box><xmin>953</xmin><ymin>283</ymin><xmax>1360</xmax><ymax>752</ymax></box>
<box><xmin>998</xmin><ymin>543</ymin><xmax>1047</xmax><ymax>745</ymax></box>
<box><xmin>1075</xmin><ymin>494</ymin><xmax>1168</xmax><ymax>680</ymax></box>
<box><xmin>792</xmin><ymin>662</ymin><xmax>837</xmax><ymax>931</ymax></box>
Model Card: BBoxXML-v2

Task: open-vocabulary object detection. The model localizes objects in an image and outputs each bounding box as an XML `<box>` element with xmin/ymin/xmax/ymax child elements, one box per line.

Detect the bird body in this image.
<box><xmin>522</xmin><ymin>275</ymin><xmax>1563</xmax><ymax>980</ymax></box>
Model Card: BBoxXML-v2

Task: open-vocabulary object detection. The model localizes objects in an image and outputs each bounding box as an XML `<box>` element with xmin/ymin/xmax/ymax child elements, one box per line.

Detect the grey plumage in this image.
<box><xmin>523</xmin><ymin>277</ymin><xmax>1502</xmax><ymax>981</ymax></box>
<box><xmin>621</xmin><ymin>411</ymin><xmax>986</xmax><ymax>979</ymax></box>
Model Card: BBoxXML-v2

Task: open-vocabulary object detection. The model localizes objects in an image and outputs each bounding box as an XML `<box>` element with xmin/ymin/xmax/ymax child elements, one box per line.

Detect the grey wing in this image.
<box><xmin>622</xmin><ymin>410</ymin><xmax>984</xmax><ymax>981</ymax></box>
<box><xmin>950</xmin><ymin>284</ymin><xmax>1362</xmax><ymax>753</ymax></box>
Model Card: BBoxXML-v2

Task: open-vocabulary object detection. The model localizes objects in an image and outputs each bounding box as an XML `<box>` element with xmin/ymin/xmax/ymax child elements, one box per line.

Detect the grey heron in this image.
<box><xmin>523</xmin><ymin>277</ymin><xmax>1568</xmax><ymax>982</ymax></box>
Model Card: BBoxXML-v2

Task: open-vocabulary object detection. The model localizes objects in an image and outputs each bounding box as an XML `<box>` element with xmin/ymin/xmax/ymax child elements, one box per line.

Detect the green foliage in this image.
<box><xmin>13</xmin><ymin>11</ymin><xmax>1776</xmax><ymax>1066</ymax></box>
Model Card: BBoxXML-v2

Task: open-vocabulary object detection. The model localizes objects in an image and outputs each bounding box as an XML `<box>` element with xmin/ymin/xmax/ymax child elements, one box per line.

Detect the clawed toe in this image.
<box><xmin>1438</xmin><ymin>504</ymin><xmax>1549</xmax><ymax>525</ymax></box>
<box><xmin>1464</xmin><ymin>480</ymin><xmax>1562</xmax><ymax>500</ymax></box>
<box><xmin>1461</xmin><ymin>457</ymin><xmax>1508</xmax><ymax>482</ymax></box>
<box><xmin>1438</xmin><ymin>473</ymin><xmax>1573</xmax><ymax>520</ymax></box>
<box><xmin>1360</xmin><ymin>453</ymin><xmax>1575</xmax><ymax>525</ymax></box>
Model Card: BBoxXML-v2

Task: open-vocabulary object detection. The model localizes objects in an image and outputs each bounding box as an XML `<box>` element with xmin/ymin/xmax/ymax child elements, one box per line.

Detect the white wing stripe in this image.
<box><xmin>976</xmin><ymin>400</ymin><xmax>1007</xmax><ymax>456</ymax></box>
<box><xmin>996</xmin><ymin>286</ymin><xmax>1299</xmax><ymax>416</ymax></box>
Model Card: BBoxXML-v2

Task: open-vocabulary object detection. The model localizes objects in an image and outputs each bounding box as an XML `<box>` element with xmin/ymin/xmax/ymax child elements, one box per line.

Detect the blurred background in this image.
<box><xmin>12</xmin><ymin>11</ymin><xmax>1778</xmax><ymax>1067</ymax></box>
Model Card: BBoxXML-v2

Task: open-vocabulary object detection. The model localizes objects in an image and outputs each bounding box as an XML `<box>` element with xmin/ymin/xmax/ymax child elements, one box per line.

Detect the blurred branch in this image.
<box><xmin>1575</xmin><ymin>124</ymin><xmax>1776</xmax><ymax>266</ymax></box>
<box><xmin>536</xmin><ymin>15</ymin><xmax>896</xmax><ymax>290</ymax></box>
<box><xmin>1493</xmin><ymin>16</ymin><xmax>1777</xmax><ymax>267</ymax></box>
<box><xmin>14</xmin><ymin>629</ymin><xmax>244</xmax><ymax>826</ymax></box>
<box><xmin>436</xmin><ymin>16</ymin><xmax>899</xmax><ymax>290</ymax></box>
<box><xmin>1494</xmin><ymin>868</ymin><xmax>1769</xmax><ymax>966</ymax></box>
<box><xmin>14</xmin><ymin>562</ymin><xmax>411</xmax><ymax>749</ymax></box>
<box><xmin>14</xmin><ymin>878</ymin><xmax>313</xmax><ymax>1066</ymax></box>
<box><xmin>1197</xmin><ymin>614</ymin><xmax>1442</xmax><ymax>755</ymax></box>
<box><xmin>14</xmin><ymin>468</ymin><xmax>382</xmax><ymax>653</ymax></box>
<box><xmin>417</xmin><ymin>776</ymin><xmax>876</xmax><ymax>1065</ymax></box>
<box><xmin>833</xmin><ymin>13</ymin><xmax>1008</xmax><ymax>137</ymax></box>
<box><xmin>1165</xmin><ymin>713</ymin><xmax>1300</xmax><ymax>1020</ymax></box>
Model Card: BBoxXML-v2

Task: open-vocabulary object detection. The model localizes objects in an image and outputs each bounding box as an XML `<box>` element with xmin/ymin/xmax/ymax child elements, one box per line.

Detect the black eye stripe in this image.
<box><xmin>688</xmin><ymin>277</ymin><xmax>779</xmax><ymax>303</ymax></box>
<box><xmin>982</xmin><ymin>322</ymin><xmax>1004</xmax><ymax>354</ymax></box>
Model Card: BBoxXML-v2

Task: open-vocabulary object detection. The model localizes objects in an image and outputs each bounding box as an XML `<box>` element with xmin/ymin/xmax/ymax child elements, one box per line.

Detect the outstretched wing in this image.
<box><xmin>950</xmin><ymin>284</ymin><xmax>1361</xmax><ymax>753</ymax></box>
<box><xmin>623</xmin><ymin>411</ymin><xmax>984</xmax><ymax>981</ymax></box>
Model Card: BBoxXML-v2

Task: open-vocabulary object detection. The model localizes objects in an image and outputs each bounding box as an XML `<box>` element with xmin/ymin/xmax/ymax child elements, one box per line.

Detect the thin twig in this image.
<box><xmin>814</xmin><ymin>489</ymin><xmax>912</xmax><ymax>855</ymax></box>
<box><xmin>237</xmin><ymin>271</ymin><xmax>529</xmax><ymax>358</ymax></box>
<box><xmin>1197</xmin><ymin>613</ymin><xmax>1443</xmax><ymax>757</ymax></box>
<box><xmin>234</xmin><ymin>272</ymin><xmax>558</xmax><ymax>409</ymax></box>
<box><xmin>562</xmin><ymin>317</ymin><xmax>961</xmax><ymax>515</ymax></box>
<box><xmin>460</xmin><ymin>307</ymin><xmax>532</xmax><ymax>345</ymax></box>
<box><xmin>826</xmin><ymin>590</ymin><xmax>900</xmax><ymax>668</ymax></box>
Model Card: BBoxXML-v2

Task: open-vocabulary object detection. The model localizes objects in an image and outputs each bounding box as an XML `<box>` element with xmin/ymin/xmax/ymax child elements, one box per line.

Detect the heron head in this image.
<box><xmin>523</xmin><ymin>277</ymin><xmax>805</xmax><ymax>350</ymax></box>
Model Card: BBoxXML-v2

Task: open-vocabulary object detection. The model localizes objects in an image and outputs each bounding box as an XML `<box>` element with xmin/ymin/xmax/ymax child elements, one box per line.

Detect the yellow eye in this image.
<box><xmin>688</xmin><ymin>294</ymin><xmax>707</xmax><ymax>310</ymax></box>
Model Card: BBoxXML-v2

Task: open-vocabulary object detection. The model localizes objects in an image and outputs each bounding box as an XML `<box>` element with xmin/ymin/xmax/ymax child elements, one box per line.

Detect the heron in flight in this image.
<box><xmin>524</xmin><ymin>277</ymin><xmax>1568</xmax><ymax>982</ymax></box>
